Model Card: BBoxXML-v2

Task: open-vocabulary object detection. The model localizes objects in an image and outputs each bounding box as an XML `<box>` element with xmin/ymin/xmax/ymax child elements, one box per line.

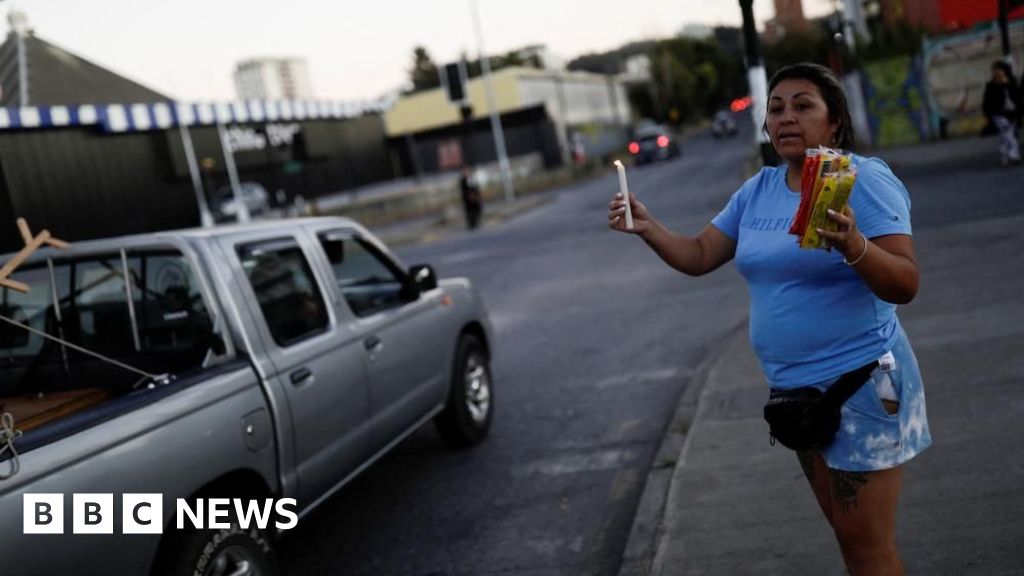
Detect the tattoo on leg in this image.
<box><xmin>797</xmin><ymin>450</ymin><xmax>815</xmax><ymax>482</ymax></box>
<box><xmin>830</xmin><ymin>470</ymin><xmax>869</xmax><ymax>513</ymax></box>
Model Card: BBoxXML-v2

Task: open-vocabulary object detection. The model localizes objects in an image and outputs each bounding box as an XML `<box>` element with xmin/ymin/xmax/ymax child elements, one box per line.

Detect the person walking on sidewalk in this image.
<box><xmin>460</xmin><ymin>167</ymin><xmax>483</xmax><ymax>230</ymax></box>
<box><xmin>608</xmin><ymin>63</ymin><xmax>931</xmax><ymax>575</ymax></box>
<box><xmin>982</xmin><ymin>60</ymin><xmax>1022</xmax><ymax>166</ymax></box>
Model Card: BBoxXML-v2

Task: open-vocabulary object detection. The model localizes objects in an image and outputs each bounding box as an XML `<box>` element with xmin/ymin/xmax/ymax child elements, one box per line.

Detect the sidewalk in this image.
<box><xmin>618</xmin><ymin>139</ymin><xmax>1024</xmax><ymax>575</ymax></box>
<box><xmin>366</xmin><ymin>192</ymin><xmax>555</xmax><ymax>248</ymax></box>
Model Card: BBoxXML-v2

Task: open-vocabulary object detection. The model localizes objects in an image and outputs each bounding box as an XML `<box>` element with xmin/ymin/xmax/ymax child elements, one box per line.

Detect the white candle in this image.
<box><xmin>614</xmin><ymin>160</ymin><xmax>634</xmax><ymax>230</ymax></box>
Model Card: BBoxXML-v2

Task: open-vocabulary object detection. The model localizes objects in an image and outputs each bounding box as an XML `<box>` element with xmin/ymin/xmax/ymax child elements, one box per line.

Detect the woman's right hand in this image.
<box><xmin>608</xmin><ymin>192</ymin><xmax>653</xmax><ymax>236</ymax></box>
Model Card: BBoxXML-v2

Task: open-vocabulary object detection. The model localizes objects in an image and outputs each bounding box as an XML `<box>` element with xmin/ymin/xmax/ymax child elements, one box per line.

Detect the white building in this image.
<box><xmin>677</xmin><ymin>23</ymin><xmax>713</xmax><ymax>39</ymax></box>
<box><xmin>621</xmin><ymin>55</ymin><xmax>652</xmax><ymax>84</ymax></box>
<box><xmin>234</xmin><ymin>58</ymin><xmax>313</xmax><ymax>100</ymax></box>
<box><xmin>513</xmin><ymin>45</ymin><xmax>566</xmax><ymax>71</ymax></box>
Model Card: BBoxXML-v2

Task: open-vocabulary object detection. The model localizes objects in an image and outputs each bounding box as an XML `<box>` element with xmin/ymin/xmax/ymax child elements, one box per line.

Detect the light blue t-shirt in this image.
<box><xmin>711</xmin><ymin>155</ymin><xmax>912</xmax><ymax>388</ymax></box>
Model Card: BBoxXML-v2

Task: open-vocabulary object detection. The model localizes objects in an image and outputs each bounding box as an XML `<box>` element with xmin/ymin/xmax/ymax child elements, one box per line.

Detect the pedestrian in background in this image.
<box><xmin>609</xmin><ymin>63</ymin><xmax>930</xmax><ymax>575</ymax></box>
<box><xmin>460</xmin><ymin>166</ymin><xmax>483</xmax><ymax>230</ymax></box>
<box><xmin>982</xmin><ymin>60</ymin><xmax>1021</xmax><ymax>166</ymax></box>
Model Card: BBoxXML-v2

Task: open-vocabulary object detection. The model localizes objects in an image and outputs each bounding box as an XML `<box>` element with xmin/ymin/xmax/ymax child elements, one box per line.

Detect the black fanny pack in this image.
<box><xmin>763</xmin><ymin>361</ymin><xmax>879</xmax><ymax>451</ymax></box>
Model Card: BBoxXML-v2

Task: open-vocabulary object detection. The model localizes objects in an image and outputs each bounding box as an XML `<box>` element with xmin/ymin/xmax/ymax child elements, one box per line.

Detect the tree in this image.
<box><xmin>463</xmin><ymin>49</ymin><xmax>541</xmax><ymax>80</ymax></box>
<box><xmin>858</xmin><ymin>21</ymin><xmax>927</xmax><ymax>62</ymax></box>
<box><xmin>647</xmin><ymin>37</ymin><xmax>745</xmax><ymax>124</ymax></box>
<box><xmin>567</xmin><ymin>41</ymin><xmax>658</xmax><ymax>75</ymax></box>
<box><xmin>409</xmin><ymin>46</ymin><xmax>440</xmax><ymax>93</ymax></box>
<box><xmin>763</xmin><ymin>29</ymin><xmax>830</xmax><ymax>74</ymax></box>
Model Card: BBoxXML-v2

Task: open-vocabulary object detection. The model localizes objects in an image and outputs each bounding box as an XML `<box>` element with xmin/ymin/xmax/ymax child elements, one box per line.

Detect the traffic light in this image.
<box><xmin>439</xmin><ymin>61</ymin><xmax>468</xmax><ymax>104</ymax></box>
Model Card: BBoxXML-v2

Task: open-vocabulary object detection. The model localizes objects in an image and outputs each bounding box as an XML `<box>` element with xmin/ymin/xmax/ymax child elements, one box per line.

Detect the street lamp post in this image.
<box><xmin>5</xmin><ymin>8</ymin><xmax>30</xmax><ymax>106</ymax></box>
<box><xmin>999</xmin><ymin>0</ymin><xmax>1013</xmax><ymax>66</ymax></box>
<box><xmin>179</xmin><ymin>123</ymin><xmax>215</xmax><ymax>228</ymax></box>
<box><xmin>468</xmin><ymin>0</ymin><xmax>515</xmax><ymax>203</ymax></box>
<box><xmin>739</xmin><ymin>0</ymin><xmax>776</xmax><ymax>166</ymax></box>
<box><xmin>216</xmin><ymin>121</ymin><xmax>251</xmax><ymax>223</ymax></box>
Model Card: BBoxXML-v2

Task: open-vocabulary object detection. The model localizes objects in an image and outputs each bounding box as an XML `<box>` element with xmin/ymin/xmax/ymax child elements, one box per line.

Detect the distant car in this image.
<box><xmin>712</xmin><ymin>111</ymin><xmax>738</xmax><ymax>138</ymax></box>
<box><xmin>211</xmin><ymin>182</ymin><xmax>271</xmax><ymax>221</ymax></box>
<box><xmin>628</xmin><ymin>124</ymin><xmax>681</xmax><ymax>166</ymax></box>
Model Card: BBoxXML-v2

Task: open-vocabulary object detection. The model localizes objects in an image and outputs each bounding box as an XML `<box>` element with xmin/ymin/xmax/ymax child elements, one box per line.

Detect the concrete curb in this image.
<box><xmin>617</xmin><ymin>318</ymin><xmax>749</xmax><ymax>576</ymax></box>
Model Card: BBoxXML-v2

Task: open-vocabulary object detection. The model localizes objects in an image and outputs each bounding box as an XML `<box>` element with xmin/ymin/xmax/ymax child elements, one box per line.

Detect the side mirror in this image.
<box><xmin>405</xmin><ymin>264</ymin><xmax>438</xmax><ymax>299</ymax></box>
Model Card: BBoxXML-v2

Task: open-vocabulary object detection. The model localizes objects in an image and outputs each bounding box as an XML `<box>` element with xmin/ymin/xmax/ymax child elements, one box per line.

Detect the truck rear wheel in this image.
<box><xmin>154</xmin><ymin>524</ymin><xmax>278</xmax><ymax>576</ymax></box>
<box><xmin>434</xmin><ymin>334</ymin><xmax>493</xmax><ymax>448</ymax></box>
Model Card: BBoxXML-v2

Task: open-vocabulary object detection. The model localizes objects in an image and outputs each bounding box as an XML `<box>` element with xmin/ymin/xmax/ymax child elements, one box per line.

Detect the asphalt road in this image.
<box><xmin>278</xmin><ymin>119</ymin><xmax>760</xmax><ymax>576</ymax></box>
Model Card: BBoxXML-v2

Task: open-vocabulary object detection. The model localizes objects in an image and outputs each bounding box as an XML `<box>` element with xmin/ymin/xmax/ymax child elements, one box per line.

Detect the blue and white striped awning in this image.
<box><xmin>0</xmin><ymin>99</ymin><xmax>390</xmax><ymax>133</ymax></box>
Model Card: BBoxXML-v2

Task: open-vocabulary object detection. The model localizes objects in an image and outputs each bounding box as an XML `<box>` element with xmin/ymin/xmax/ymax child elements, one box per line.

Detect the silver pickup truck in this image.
<box><xmin>0</xmin><ymin>217</ymin><xmax>494</xmax><ymax>576</ymax></box>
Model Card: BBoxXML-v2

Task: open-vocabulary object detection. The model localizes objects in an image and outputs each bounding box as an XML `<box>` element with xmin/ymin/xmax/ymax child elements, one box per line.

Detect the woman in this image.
<box><xmin>609</xmin><ymin>63</ymin><xmax>931</xmax><ymax>575</ymax></box>
<box><xmin>982</xmin><ymin>60</ymin><xmax>1022</xmax><ymax>166</ymax></box>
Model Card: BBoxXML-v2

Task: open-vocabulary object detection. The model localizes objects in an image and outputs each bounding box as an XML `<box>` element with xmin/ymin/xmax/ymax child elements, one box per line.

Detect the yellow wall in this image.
<box><xmin>384</xmin><ymin>67</ymin><xmax>529</xmax><ymax>136</ymax></box>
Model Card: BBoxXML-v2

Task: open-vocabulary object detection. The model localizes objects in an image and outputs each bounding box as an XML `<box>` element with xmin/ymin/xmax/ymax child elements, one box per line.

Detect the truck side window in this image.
<box><xmin>238</xmin><ymin>240</ymin><xmax>329</xmax><ymax>346</ymax></box>
<box><xmin>317</xmin><ymin>234</ymin><xmax>405</xmax><ymax>318</ymax></box>
<box><xmin>0</xmin><ymin>250</ymin><xmax>217</xmax><ymax>434</ymax></box>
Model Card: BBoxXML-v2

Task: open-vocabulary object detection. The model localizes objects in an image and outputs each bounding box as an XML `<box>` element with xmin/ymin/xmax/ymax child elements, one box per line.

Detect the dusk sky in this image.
<box><xmin>9</xmin><ymin>0</ymin><xmax>834</xmax><ymax>103</ymax></box>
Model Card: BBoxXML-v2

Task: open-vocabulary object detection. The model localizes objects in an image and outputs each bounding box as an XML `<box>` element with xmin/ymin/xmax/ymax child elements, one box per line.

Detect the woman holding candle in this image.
<box><xmin>609</xmin><ymin>63</ymin><xmax>930</xmax><ymax>576</ymax></box>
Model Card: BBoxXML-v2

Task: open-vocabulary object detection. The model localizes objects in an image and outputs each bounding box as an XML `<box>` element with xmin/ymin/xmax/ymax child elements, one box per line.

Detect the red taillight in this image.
<box><xmin>628</xmin><ymin>142</ymin><xmax>640</xmax><ymax>154</ymax></box>
<box><xmin>730</xmin><ymin>96</ymin><xmax>752</xmax><ymax>112</ymax></box>
<box><xmin>657</xmin><ymin>135</ymin><xmax>669</xmax><ymax>148</ymax></box>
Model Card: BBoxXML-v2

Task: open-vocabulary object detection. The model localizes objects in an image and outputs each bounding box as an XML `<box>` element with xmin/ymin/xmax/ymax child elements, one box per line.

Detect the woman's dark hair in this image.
<box><xmin>763</xmin><ymin>62</ymin><xmax>855</xmax><ymax>151</ymax></box>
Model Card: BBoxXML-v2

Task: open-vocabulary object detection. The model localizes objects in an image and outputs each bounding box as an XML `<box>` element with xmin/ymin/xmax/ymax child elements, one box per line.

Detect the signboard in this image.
<box><xmin>224</xmin><ymin>123</ymin><xmax>302</xmax><ymax>153</ymax></box>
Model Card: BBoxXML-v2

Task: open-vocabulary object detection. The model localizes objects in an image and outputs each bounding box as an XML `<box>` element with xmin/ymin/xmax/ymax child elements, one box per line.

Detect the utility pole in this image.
<box><xmin>739</xmin><ymin>0</ymin><xmax>776</xmax><ymax>165</ymax></box>
<box><xmin>842</xmin><ymin>0</ymin><xmax>870</xmax><ymax>46</ymax></box>
<box><xmin>216</xmin><ymin>122</ymin><xmax>251</xmax><ymax>223</ymax></box>
<box><xmin>178</xmin><ymin>123</ymin><xmax>215</xmax><ymax>228</ymax></box>
<box><xmin>999</xmin><ymin>0</ymin><xmax>1012</xmax><ymax>66</ymax></box>
<box><xmin>7</xmin><ymin>9</ymin><xmax>30</xmax><ymax>106</ymax></box>
<box><xmin>468</xmin><ymin>0</ymin><xmax>515</xmax><ymax>202</ymax></box>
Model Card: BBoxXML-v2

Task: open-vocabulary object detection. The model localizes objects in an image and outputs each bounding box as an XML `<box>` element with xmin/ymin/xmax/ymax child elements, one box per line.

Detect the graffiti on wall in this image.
<box><xmin>923</xmin><ymin>21</ymin><xmax>1024</xmax><ymax>137</ymax></box>
<box><xmin>862</xmin><ymin>56</ymin><xmax>931</xmax><ymax>147</ymax></box>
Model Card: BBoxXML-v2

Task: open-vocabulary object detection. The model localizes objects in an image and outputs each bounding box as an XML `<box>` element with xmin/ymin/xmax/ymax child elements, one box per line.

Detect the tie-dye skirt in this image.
<box><xmin>811</xmin><ymin>326</ymin><xmax>932</xmax><ymax>471</ymax></box>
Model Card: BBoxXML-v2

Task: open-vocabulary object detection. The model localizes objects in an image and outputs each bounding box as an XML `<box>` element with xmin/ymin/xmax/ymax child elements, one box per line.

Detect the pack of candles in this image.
<box><xmin>789</xmin><ymin>147</ymin><xmax>858</xmax><ymax>250</ymax></box>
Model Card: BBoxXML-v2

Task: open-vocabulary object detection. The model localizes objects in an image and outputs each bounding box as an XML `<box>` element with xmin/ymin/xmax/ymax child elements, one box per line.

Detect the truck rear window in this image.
<box><xmin>0</xmin><ymin>250</ymin><xmax>218</xmax><ymax>433</ymax></box>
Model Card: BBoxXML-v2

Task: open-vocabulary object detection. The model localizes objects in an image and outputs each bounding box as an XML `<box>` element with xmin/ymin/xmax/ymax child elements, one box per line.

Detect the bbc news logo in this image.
<box><xmin>23</xmin><ymin>494</ymin><xmax>298</xmax><ymax>534</ymax></box>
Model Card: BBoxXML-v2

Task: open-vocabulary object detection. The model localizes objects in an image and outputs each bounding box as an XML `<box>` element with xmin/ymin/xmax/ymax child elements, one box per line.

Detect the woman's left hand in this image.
<box><xmin>817</xmin><ymin>205</ymin><xmax>866</xmax><ymax>258</ymax></box>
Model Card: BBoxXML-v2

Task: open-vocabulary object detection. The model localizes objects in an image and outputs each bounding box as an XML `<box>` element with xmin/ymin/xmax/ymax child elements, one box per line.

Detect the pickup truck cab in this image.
<box><xmin>0</xmin><ymin>217</ymin><xmax>494</xmax><ymax>575</ymax></box>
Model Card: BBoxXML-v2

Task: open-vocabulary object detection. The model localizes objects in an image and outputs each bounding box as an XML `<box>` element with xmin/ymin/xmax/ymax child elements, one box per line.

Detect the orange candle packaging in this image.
<box><xmin>789</xmin><ymin>147</ymin><xmax>857</xmax><ymax>250</ymax></box>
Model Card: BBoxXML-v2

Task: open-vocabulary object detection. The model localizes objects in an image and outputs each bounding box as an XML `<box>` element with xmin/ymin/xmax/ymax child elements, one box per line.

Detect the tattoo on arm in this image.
<box><xmin>830</xmin><ymin>470</ymin><xmax>869</xmax><ymax>513</ymax></box>
<box><xmin>797</xmin><ymin>450</ymin><xmax>816</xmax><ymax>482</ymax></box>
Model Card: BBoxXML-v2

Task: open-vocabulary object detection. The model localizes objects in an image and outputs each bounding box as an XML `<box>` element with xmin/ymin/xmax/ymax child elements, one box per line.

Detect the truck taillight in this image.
<box><xmin>657</xmin><ymin>135</ymin><xmax>669</xmax><ymax>148</ymax></box>
<box><xmin>628</xmin><ymin>142</ymin><xmax>640</xmax><ymax>154</ymax></box>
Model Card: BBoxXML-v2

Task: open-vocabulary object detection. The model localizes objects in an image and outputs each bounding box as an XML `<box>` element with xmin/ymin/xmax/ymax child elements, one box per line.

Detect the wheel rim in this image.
<box><xmin>463</xmin><ymin>353</ymin><xmax>491</xmax><ymax>425</ymax></box>
<box><xmin>207</xmin><ymin>544</ymin><xmax>261</xmax><ymax>576</ymax></box>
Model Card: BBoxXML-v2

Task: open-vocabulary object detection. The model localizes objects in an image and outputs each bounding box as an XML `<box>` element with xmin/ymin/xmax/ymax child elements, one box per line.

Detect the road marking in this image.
<box><xmin>512</xmin><ymin>449</ymin><xmax>638</xmax><ymax>477</ymax></box>
<box><xmin>551</xmin><ymin>420</ymin><xmax>645</xmax><ymax>451</ymax></box>
<box><xmin>439</xmin><ymin>250</ymin><xmax>484</xmax><ymax>265</ymax></box>
<box><xmin>592</xmin><ymin>367</ymin><xmax>683</xmax><ymax>390</ymax></box>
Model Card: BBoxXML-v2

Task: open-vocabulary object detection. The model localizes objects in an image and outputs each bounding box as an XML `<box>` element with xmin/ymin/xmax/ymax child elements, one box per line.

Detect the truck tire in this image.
<box><xmin>434</xmin><ymin>334</ymin><xmax>493</xmax><ymax>448</ymax></box>
<box><xmin>154</xmin><ymin>524</ymin><xmax>278</xmax><ymax>576</ymax></box>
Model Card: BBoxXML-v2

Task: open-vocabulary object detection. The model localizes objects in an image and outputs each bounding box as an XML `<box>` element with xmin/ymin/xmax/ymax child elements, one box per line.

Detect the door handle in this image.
<box><xmin>364</xmin><ymin>336</ymin><xmax>382</xmax><ymax>352</ymax></box>
<box><xmin>290</xmin><ymin>367</ymin><xmax>313</xmax><ymax>385</ymax></box>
